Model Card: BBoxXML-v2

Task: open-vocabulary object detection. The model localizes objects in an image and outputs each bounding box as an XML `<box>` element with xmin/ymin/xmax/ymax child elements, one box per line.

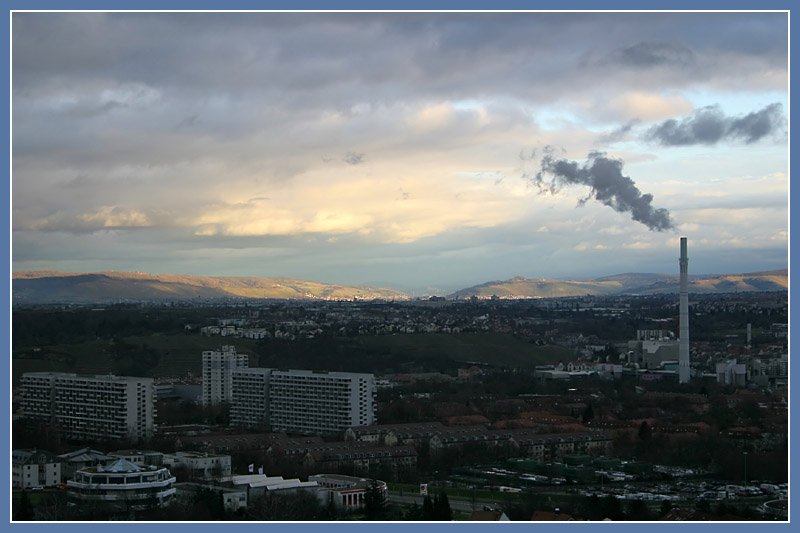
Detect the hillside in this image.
<box><xmin>448</xmin><ymin>269</ymin><xmax>787</xmax><ymax>299</ymax></box>
<box><xmin>12</xmin><ymin>271</ymin><xmax>410</xmax><ymax>304</ymax></box>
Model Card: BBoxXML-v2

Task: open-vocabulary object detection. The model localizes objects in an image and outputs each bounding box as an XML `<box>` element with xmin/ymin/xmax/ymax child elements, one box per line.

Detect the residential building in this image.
<box><xmin>67</xmin><ymin>458</ymin><xmax>176</xmax><ymax>510</ymax></box>
<box><xmin>202</xmin><ymin>346</ymin><xmax>248</xmax><ymax>406</ymax></box>
<box><xmin>12</xmin><ymin>449</ymin><xmax>61</xmax><ymax>489</ymax></box>
<box><xmin>109</xmin><ymin>449</ymin><xmax>164</xmax><ymax>467</ymax></box>
<box><xmin>20</xmin><ymin>372</ymin><xmax>155</xmax><ymax>442</ymax></box>
<box><xmin>268</xmin><ymin>369</ymin><xmax>376</xmax><ymax>435</ymax></box>
<box><xmin>226</xmin><ymin>367</ymin><xmax>377</xmax><ymax>435</ymax></box>
<box><xmin>58</xmin><ymin>448</ymin><xmax>115</xmax><ymax>482</ymax></box>
<box><xmin>230</xmin><ymin>368</ymin><xmax>271</xmax><ymax>428</ymax></box>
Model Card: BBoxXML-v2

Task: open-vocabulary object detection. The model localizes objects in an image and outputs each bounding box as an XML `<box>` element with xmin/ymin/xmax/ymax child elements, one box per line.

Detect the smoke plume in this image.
<box><xmin>526</xmin><ymin>147</ymin><xmax>674</xmax><ymax>231</ymax></box>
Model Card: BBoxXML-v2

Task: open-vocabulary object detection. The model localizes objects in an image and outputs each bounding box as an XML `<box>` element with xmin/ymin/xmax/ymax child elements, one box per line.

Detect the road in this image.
<box><xmin>388</xmin><ymin>491</ymin><xmax>504</xmax><ymax>513</ymax></box>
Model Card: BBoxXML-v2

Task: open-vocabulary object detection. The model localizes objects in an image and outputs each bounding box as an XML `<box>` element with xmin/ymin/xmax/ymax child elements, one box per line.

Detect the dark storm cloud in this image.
<box><xmin>525</xmin><ymin>147</ymin><xmax>674</xmax><ymax>232</ymax></box>
<box><xmin>646</xmin><ymin>103</ymin><xmax>784</xmax><ymax>146</ymax></box>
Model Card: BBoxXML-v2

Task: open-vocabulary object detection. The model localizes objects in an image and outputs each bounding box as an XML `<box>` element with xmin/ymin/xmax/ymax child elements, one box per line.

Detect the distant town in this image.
<box><xmin>12</xmin><ymin>283</ymin><xmax>788</xmax><ymax>521</ymax></box>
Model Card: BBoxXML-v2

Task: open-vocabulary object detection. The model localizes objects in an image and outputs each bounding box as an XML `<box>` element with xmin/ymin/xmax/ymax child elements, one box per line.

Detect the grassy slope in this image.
<box><xmin>13</xmin><ymin>332</ymin><xmax>575</xmax><ymax>381</ymax></box>
<box><xmin>354</xmin><ymin>332</ymin><xmax>575</xmax><ymax>369</ymax></box>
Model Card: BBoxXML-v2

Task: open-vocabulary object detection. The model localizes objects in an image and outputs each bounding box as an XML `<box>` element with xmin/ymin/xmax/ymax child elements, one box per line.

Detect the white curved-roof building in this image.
<box><xmin>67</xmin><ymin>458</ymin><xmax>176</xmax><ymax>510</ymax></box>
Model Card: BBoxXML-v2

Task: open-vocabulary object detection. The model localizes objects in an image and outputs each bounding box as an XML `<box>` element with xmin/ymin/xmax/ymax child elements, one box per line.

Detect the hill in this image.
<box><xmin>449</xmin><ymin>269</ymin><xmax>787</xmax><ymax>299</ymax></box>
<box><xmin>12</xmin><ymin>271</ymin><xmax>409</xmax><ymax>304</ymax></box>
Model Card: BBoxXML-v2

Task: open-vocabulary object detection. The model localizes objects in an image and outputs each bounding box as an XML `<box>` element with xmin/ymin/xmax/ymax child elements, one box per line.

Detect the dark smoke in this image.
<box><xmin>646</xmin><ymin>103</ymin><xmax>783</xmax><ymax>146</ymax></box>
<box><xmin>343</xmin><ymin>151</ymin><xmax>365</xmax><ymax>165</ymax></box>
<box><xmin>526</xmin><ymin>147</ymin><xmax>674</xmax><ymax>231</ymax></box>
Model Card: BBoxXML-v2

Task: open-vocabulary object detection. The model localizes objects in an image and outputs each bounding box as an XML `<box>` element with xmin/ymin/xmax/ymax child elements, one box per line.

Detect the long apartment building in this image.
<box><xmin>269</xmin><ymin>369</ymin><xmax>376</xmax><ymax>435</ymax></box>
<box><xmin>229</xmin><ymin>367</ymin><xmax>376</xmax><ymax>435</ymax></box>
<box><xmin>202</xmin><ymin>345</ymin><xmax>249</xmax><ymax>406</ymax></box>
<box><xmin>230</xmin><ymin>368</ymin><xmax>271</xmax><ymax>428</ymax></box>
<box><xmin>20</xmin><ymin>372</ymin><xmax>155</xmax><ymax>442</ymax></box>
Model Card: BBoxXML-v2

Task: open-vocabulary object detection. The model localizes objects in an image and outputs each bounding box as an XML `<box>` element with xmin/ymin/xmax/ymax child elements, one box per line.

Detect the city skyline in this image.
<box><xmin>11</xmin><ymin>12</ymin><xmax>788</xmax><ymax>292</ymax></box>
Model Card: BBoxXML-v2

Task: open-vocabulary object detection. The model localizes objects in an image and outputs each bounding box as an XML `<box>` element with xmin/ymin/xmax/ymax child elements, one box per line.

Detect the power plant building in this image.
<box><xmin>20</xmin><ymin>372</ymin><xmax>155</xmax><ymax>442</ymax></box>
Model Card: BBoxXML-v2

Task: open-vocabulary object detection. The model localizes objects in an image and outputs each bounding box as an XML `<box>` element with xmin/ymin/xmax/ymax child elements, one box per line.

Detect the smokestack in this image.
<box><xmin>678</xmin><ymin>237</ymin><xmax>690</xmax><ymax>384</ymax></box>
<box><xmin>747</xmin><ymin>323</ymin><xmax>752</xmax><ymax>345</ymax></box>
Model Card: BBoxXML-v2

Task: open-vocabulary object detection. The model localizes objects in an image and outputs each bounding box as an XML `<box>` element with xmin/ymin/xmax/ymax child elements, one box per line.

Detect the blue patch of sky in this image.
<box><xmin>680</xmin><ymin>89</ymin><xmax>787</xmax><ymax>115</ymax></box>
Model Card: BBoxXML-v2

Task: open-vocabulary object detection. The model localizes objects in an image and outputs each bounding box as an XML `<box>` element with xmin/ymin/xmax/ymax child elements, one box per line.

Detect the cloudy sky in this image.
<box><xmin>12</xmin><ymin>12</ymin><xmax>788</xmax><ymax>292</ymax></box>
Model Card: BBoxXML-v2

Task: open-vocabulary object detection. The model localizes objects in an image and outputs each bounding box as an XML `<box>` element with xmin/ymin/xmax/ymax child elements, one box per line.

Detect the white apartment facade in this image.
<box><xmin>230</xmin><ymin>368</ymin><xmax>271</xmax><ymax>428</ymax></box>
<box><xmin>268</xmin><ymin>369</ymin><xmax>376</xmax><ymax>435</ymax></box>
<box><xmin>20</xmin><ymin>372</ymin><xmax>155</xmax><ymax>442</ymax></box>
<box><xmin>12</xmin><ymin>449</ymin><xmax>61</xmax><ymax>489</ymax></box>
<box><xmin>202</xmin><ymin>346</ymin><xmax>249</xmax><ymax>406</ymax></box>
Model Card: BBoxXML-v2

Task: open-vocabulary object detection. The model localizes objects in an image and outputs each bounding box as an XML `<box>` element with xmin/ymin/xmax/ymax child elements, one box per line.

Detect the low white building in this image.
<box><xmin>309</xmin><ymin>474</ymin><xmax>387</xmax><ymax>512</ymax></box>
<box><xmin>12</xmin><ymin>449</ymin><xmax>61</xmax><ymax>489</ymax></box>
<box><xmin>162</xmin><ymin>451</ymin><xmax>232</xmax><ymax>480</ymax></box>
<box><xmin>67</xmin><ymin>458</ymin><xmax>176</xmax><ymax>510</ymax></box>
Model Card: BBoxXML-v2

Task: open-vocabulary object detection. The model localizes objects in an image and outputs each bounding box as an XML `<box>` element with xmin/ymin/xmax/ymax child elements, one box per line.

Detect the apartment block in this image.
<box><xmin>230</xmin><ymin>368</ymin><xmax>271</xmax><ymax>428</ymax></box>
<box><xmin>268</xmin><ymin>369</ymin><xmax>376</xmax><ymax>435</ymax></box>
<box><xmin>202</xmin><ymin>345</ymin><xmax>249</xmax><ymax>406</ymax></box>
<box><xmin>20</xmin><ymin>372</ymin><xmax>155</xmax><ymax>442</ymax></box>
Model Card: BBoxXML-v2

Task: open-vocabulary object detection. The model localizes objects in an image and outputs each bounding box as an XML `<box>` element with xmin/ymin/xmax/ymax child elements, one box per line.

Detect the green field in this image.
<box><xmin>12</xmin><ymin>331</ymin><xmax>575</xmax><ymax>381</ymax></box>
<box><xmin>355</xmin><ymin>332</ymin><xmax>575</xmax><ymax>369</ymax></box>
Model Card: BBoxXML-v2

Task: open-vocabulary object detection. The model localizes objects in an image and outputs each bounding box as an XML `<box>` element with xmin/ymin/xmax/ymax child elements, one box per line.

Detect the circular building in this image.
<box><xmin>67</xmin><ymin>458</ymin><xmax>176</xmax><ymax>510</ymax></box>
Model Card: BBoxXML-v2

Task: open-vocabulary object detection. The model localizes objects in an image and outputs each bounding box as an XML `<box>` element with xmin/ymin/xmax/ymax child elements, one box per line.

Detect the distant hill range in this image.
<box><xmin>12</xmin><ymin>268</ymin><xmax>787</xmax><ymax>304</ymax></box>
<box><xmin>448</xmin><ymin>269</ymin><xmax>788</xmax><ymax>300</ymax></box>
<box><xmin>12</xmin><ymin>271</ymin><xmax>410</xmax><ymax>304</ymax></box>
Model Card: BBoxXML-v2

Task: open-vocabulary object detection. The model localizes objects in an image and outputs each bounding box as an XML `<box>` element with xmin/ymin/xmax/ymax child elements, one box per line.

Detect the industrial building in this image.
<box><xmin>202</xmin><ymin>345</ymin><xmax>249</xmax><ymax>406</ymax></box>
<box><xmin>20</xmin><ymin>372</ymin><xmax>155</xmax><ymax>442</ymax></box>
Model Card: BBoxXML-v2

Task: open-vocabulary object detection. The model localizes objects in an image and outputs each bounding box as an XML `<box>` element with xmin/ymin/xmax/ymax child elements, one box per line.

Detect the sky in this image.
<box><xmin>11</xmin><ymin>12</ymin><xmax>788</xmax><ymax>293</ymax></box>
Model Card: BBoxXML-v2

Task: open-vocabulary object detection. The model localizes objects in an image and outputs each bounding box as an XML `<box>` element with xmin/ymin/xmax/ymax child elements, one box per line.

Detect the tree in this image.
<box><xmin>638</xmin><ymin>421</ymin><xmax>652</xmax><ymax>441</ymax></box>
<box><xmin>15</xmin><ymin>490</ymin><xmax>33</xmax><ymax>521</ymax></box>
<box><xmin>432</xmin><ymin>491</ymin><xmax>452</xmax><ymax>521</ymax></box>
<box><xmin>695</xmin><ymin>499</ymin><xmax>711</xmax><ymax>514</ymax></box>
<box><xmin>582</xmin><ymin>404</ymin><xmax>595</xmax><ymax>423</ymax></box>
<box><xmin>599</xmin><ymin>495</ymin><xmax>624</xmax><ymax>521</ymax></box>
<box><xmin>422</xmin><ymin>495</ymin><xmax>434</xmax><ymax>519</ymax></box>
<box><xmin>659</xmin><ymin>500</ymin><xmax>673</xmax><ymax>517</ymax></box>
<box><xmin>626</xmin><ymin>499</ymin><xmax>652</xmax><ymax>520</ymax></box>
<box><xmin>364</xmin><ymin>479</ymin><xmax>387</xmax><ymax>520</ymax></box>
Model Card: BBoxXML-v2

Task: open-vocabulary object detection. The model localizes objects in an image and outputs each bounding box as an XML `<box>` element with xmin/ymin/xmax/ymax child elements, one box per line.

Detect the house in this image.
<box><xmin>12</xmin><ymin>449</ymin><xmax>61</xmax><ymax>488</ymax></box>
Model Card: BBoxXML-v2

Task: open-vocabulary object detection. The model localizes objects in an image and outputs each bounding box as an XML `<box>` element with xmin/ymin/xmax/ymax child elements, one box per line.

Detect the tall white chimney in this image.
<box><xmin>678</xmin><ymin>237</ymin><xmax>690</xmax><ymax>384</ymax></box>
